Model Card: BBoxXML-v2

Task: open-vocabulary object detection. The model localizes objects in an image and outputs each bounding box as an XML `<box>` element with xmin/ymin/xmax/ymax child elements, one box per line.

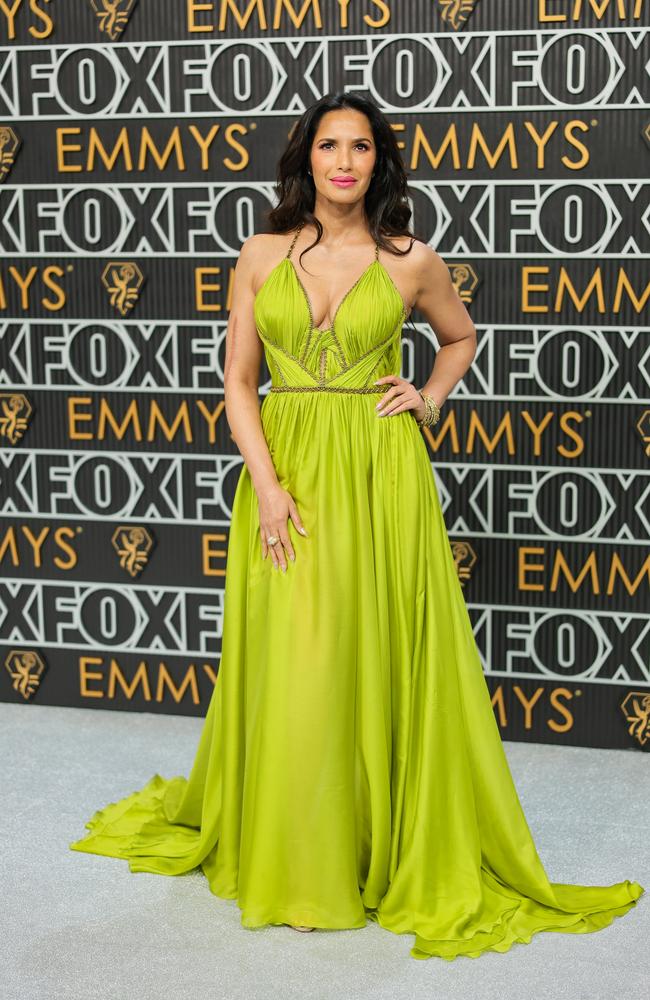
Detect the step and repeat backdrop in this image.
<box><xmin>0</xmin><ymin>0</ymin><xmax>648</xmax><ymax>750</ymax></box>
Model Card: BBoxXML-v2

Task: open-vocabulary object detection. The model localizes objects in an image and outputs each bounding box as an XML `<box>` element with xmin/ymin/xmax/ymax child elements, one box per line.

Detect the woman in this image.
<box><xmin>70</xmin><ymin>93</ymin><xmax>643</xmax><ymax>960</ymax></box>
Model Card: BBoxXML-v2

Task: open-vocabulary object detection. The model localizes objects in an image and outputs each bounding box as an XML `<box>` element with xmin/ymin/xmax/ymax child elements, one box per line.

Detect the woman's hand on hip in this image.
<box><xmin>373</xmin><ymin>375</ymin><xmax>426</xmax><ymax>421</ymax></box>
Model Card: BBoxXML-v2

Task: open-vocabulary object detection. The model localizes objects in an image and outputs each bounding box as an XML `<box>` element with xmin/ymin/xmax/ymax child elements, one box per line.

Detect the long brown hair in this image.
<box><xmin>264</xmin><ymin>92</ymin><xmax>427</xmax><ymax>271</ymax></box>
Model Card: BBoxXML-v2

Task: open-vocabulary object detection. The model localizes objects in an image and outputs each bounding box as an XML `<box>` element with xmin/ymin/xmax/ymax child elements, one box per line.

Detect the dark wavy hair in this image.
<box><xmin>264</xmin><ymin>92</ymin><xmax>427</xmax><ymax>271</ymax></box>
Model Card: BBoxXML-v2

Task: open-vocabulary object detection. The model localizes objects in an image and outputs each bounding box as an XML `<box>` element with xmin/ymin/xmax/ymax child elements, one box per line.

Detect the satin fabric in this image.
<box><xmin>70</xmin><ymin>243</ymin><xmax>644</xmax><ymax>960</ymax></box>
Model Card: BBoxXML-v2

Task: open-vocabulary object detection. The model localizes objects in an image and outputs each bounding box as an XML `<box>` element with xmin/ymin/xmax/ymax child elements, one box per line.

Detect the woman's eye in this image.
<box><xmin>320</xmin><ymin>143</ymin><xmax>370</xmax><ymax>151</ymax></box>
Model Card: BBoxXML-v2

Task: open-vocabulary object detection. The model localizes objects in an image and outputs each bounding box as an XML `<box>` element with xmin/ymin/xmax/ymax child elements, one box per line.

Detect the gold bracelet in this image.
<box><xmin>415</xmin><ymin>391</ymin><xmax>441</xmax><ymax>428</ymax></box>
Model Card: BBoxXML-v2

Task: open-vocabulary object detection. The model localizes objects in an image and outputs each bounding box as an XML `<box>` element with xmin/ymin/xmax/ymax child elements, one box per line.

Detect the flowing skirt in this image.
<box><xmin>70</xmin><ymin>392</ymin><xmax>644</xmax><ymax>960</ymax></box>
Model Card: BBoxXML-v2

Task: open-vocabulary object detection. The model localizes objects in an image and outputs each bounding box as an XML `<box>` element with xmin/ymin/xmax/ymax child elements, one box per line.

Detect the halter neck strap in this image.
<box><xmin>286</xmin><ymin>224</ymin><xmax>303</xmax><ymax>259</ymax></box>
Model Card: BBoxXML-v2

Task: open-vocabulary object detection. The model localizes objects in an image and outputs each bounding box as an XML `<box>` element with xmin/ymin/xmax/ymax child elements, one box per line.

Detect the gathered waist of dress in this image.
<box><xmin>267</xmin><ymin>384</ymin><xmax>391</xmax><ymax>394</ymax></box>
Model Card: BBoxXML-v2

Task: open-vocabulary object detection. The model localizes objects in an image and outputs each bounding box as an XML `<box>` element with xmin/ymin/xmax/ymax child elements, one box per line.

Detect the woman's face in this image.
<box><xmin>309</xmin><ymin>108</ymin><xmax>377</xmax><ymax>202</ymax></box>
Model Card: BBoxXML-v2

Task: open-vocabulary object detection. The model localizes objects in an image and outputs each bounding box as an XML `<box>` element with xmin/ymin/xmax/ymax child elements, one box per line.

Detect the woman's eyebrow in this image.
<box><xmin>317</xmin><ymin>136</ymin><xmax>373</xmax><ymax>142</ymax></box>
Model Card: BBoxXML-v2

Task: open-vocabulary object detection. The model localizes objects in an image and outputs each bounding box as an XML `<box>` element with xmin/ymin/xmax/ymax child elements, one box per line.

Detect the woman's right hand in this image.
<box><xmin>257</xmin><ymin>483</ymin><xmax>308</xmax><ymax>571</ymax></box>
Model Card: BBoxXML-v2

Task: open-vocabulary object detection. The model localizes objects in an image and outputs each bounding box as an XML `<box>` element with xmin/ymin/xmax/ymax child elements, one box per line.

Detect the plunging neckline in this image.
<box><xmin>288</xmin><ymin>256</ymin><xmax>382</xmax><ymax>334</ymax></box>
<box><xmin>253</xmin><ymin>234</ymin><xmax>411</xmax><ymax>334</ymax></box>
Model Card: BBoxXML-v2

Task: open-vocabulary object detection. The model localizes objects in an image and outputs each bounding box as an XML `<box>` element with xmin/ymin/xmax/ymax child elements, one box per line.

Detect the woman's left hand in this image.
<box><xmin>373</xmin><ymin>375</ymin><xmax>426</xmax><ymax>421</ymax></box>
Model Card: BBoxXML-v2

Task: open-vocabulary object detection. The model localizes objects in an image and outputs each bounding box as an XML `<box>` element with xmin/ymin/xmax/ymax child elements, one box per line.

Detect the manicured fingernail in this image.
<box><xmin>289</xmin><ymin>553</ymin><xmax>295</xmax><ymax>561</ymax></box>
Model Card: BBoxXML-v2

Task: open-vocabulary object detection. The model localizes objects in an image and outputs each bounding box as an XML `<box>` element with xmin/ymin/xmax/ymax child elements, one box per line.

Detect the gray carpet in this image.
<box><xmin>2</xmin><ymin>701</ymin><xmax>647</xmax><ymax>1000</ymax></box>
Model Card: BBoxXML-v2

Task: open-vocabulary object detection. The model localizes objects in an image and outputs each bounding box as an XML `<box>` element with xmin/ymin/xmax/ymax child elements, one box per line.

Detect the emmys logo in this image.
<box><xmin>0</xmin><ymin>126</ymin><xmax>20</xmax><ymax>182</ymax></box>
<box><xmin>637</xmin><ymin>410</ymin><xmax>650</xmax><ymax>456</ymax></box>
<box><xmin>111</xmin><ymin>525</ymin><xmax>154</xmax><ymax>577</ymax></box>
<box><xmin>642</xmin><ymin>122</ymin><xmax>650</xmax><ymax>151</ymax></box>
<box><xmin>101</xmin><ymin>262</ymin><xmax>144</xmax><ymax>315</ymax></box>
<box><xmin>450</xmin><ymin>540</ymin><xmax>477</xmax><ymax>586</ymax></box>
<box><xmin>620</xmin><ymin>692</ymin><xmax>650</xmax><ymax>748</ymax></box>
<box><xmin>448</xmin><ymin>262</ymin><xmax>480</xmax><ymax>304</ymax></box>
<box><xmin>437</xmin><ymin>0</ymin><xmax>481</xmax><ymax>30</ymax></box>
<box><xmin>4</xmin><ymin>650</ymin><xmax>47</xmax><ymax>701</ymax></box>
<box><xmin>89</xmin><ymin>0</ymin><xmax>138</xmax><ymax>41</ymax></box>
<box><xmin>0</xmin><ymin>393</ymin><xmax>32</xmax><ymax>445</ymax></box>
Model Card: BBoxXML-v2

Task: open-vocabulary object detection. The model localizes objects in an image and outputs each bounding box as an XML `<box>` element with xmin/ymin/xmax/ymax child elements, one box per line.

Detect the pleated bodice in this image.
<box><xmin>253</xmin><ymin>228</ymin><xmax>408</xmax><ymax>392</ymax></box>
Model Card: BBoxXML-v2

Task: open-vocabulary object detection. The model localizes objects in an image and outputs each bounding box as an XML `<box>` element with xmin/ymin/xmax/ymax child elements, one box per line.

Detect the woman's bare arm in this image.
<box><xmin>224</xmin><ymin>235</ymin><xmax>308</xmax><ymax>570</ymax></box>
<box><xmin>224</xmin><ymin>236</ymin><xmax>279</xmax><ymax>495</ymax></box>
<box><xmin>413</xmin><ymin>243</ymin><xmax>477</xmax><ymax>406</ymax></box>
<box><xmin>373</xmin><ymin>240</ymin><xmax>477</xmax><ymax>421</ymax></box>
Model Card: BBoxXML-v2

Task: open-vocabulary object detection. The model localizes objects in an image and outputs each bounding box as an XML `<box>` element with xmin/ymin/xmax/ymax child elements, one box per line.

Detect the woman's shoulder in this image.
<box><xmin>238</xmin><ymin>230</ymin><xmax>297</xmax><ymax>268</ymax></box>
<box><xmin>241</xmin><ymin>230</ymin><xmax>298</xmax><ymax>252</ymax></box>
<box><xmin>383</xmin><ymin>233</ymin><xmax>446</xmax><ymax>278</ymax></box>
<box><xmin>394</xmin><ymin>234</ymin><xmax>451</xmax><ymax>284</ymax></box>
<box><xmin>239</xmin><ymin>231</ymin><xmax>275</xmax><ymax>256</ymax></box>
<box><xmin>380</xmin><ymin>235</ymin><xmax>452</xmax><ymax>307</ymax></box>
<box><xmin>237</xmin><ymin>231</ymin><xmax>299</xmax><ymax>294</ymax></box>
<box><xmin>384</xmin><ymin>232</ymin><xmax>435</xmax><ymax>259</ymax></box>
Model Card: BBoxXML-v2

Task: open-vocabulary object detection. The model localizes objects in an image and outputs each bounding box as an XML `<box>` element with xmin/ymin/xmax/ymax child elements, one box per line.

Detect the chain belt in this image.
<box><xmin>268</xmin><ymin>385</ymin><xmax>390</xmax><ymax>394</ymax></box>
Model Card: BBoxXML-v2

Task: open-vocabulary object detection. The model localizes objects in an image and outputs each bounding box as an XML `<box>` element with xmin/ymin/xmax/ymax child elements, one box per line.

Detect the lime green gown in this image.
<box><xmin>70</xmin><ymin>227</ymin><xmax>644</xmax><ymax>960</ymax></box>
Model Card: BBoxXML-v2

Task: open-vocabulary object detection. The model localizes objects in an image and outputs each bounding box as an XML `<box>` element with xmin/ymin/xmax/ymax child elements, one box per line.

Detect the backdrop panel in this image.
<box><xmin>1</xmin><ymin>0</ymin><xmax>649</xmax><ymax>751</ymax></box>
